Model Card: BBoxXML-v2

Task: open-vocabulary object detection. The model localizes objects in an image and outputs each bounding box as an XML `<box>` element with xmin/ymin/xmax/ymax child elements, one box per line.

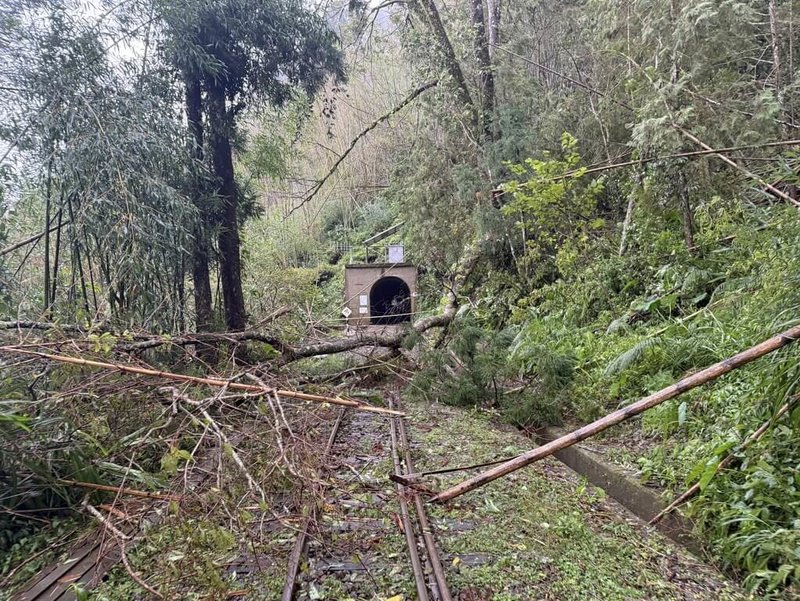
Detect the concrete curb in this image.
<box><xmin>535</xmin><ymin>427</ymin><xmax>702</xmax><ymax>555</ymax></box>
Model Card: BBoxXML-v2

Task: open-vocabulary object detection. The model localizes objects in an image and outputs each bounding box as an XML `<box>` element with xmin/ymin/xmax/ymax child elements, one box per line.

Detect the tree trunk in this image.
<box><xmin>677</xmin><ymin>171</ymin><xmax>695</xmax><ymax>254</ymax></box>
<box><xmin>51</xmin><ymin>208</ymin><xmax>63</xmax><ymax>306</ymax></box>
<box><xmin>410</xmin><ymin>0</ymin><xmax>475</xmax><ymax>119</ymax></box>
<box><xmin>66</xmin><ymin>195</ymin><xmax>91</xmax><ymax>318</ymax></box>
<box><xmin>184</xmin><ymin>77</ymin><xmax>214</xmax><ymax>331</ymax></box>
<box><xmin>470</xmin><ymin>0</ymin><xmax>496</xmax><ymax>140</ymax></box>
<box><xmin>619</xmin><ymin>170</ymin><xmax>642</xmax><ymax>257</ymax></box>
<box><xmin>618</xmin><ymin>190</ymin><xmax>636</xmax><ymax>257</ymax></box>
<box><xmin>206</xmin><ymin>83</ymin><xmax>246</xmax><ymax>331</ymax></box>
<box><xmin>768</xmin><ymin>0</ymin><xmax>785</xmax><ymax>124</ymax></box>
<box><xmin>43</xmin><ymin>157</ymin><xmax>53</xmax><ymax>316</ymax></box>
<box><xmin>487</xmin><ymin>0</ymin><xmax>500</xmax><ymax>59</ymax></box>
<box><xmin>769</xmin><ymin>0</ymin><xmax>782</xmax><ymax>91</ymax></box>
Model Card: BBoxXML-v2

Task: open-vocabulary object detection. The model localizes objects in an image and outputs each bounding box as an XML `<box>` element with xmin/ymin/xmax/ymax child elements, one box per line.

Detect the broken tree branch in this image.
<box><xmin>0</xmin><ymin>320</ymin><xmax>84</xmax><ymax>333</ymax></box>
<box><xmin>0</xmin><ymin>347</ymin><xmax>403</xmax><ymax>416</ymax></box>
<box><xmin>673</xmin><ymin>125</ymin><xmax>800</xmax><ymax>208</ymax></box>
<box><xmin>0</xmin><ymin>319</ymin><xmax>292</xmax><ymax>354</ymax></box>
<box><xmin>286</xmin><ymin>80</ymin><xmax>438</xmax><ymax>218</ymax></box>
<box><xmin>430</xmin><ymin>323</ymin><xmax>800</xmax><ymax>503</ymax></box>
<box><xmin>84</xmin><ymin>503</ymin><xmax>131</xmax><ymax>541</ymax></box>
<box><xmin>0</xmin><ymin>220</ymin><xmax>71</xmax><ymax>257</ymax></box>
<box><xmin>549</xmin><ymin>139</ymin><xmax>800</xmax><ymax>183</ymax></box>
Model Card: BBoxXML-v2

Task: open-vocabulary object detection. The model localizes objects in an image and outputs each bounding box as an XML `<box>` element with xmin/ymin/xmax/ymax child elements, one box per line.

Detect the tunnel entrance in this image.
<box><xmin>370</xmin><ymin>276</ymin><xmax>411</xmax><ymax>325</ymax></box>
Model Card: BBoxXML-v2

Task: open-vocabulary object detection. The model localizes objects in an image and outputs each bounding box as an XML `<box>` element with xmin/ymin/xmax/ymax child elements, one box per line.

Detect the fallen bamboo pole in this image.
<box><xmin>649</xmin><ymin>396</ymin><xmax>796</xmax><ymax>524</ymax></box>
<box><xmin>430</xmin><ymin>323</ymin><xmax>800</xmax><ymax>504</ymax></box>
<box><xmin>0</xmin><ymin>347</ymin><xmax>403</xmax><ymax>417</ymax></box>
<box><xmin>57</xmin><ymin>479</ymin><xmax>181</xmax><ymax>502</ymax></box>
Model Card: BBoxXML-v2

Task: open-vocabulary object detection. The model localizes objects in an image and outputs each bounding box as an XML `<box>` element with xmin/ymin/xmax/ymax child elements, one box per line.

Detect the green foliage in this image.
<box><xmin>158</xmin><ymin>0</ymin><xmax>344</xmax><ymax>108</ymax></box>
<box><xmin>0</xmin><ymin>516</ymin><xmax>81</xmax><ymax>591</ymax></box>
<box><xmin>408</xmin><ymin>317</ymin><xmax>563</xmax><ymax>427</ymax></box>
<box><xmin>500</xmin><ymin>133</ymin><xmax>606</xmax><ymax>285</ymax></box>
<box><xmin>409</xmin><ymin>317</ymin><xmax>513</xmax><ymax>407</ymax></box>
<box><xmin>498</xmin><ymin>200</ymin><xmax>800</xmax><ymax>593</ymax></box>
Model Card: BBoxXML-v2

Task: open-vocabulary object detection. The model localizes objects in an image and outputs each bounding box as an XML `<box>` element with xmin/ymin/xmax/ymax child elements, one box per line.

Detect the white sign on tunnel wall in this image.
<box><xmin>359</xmin><ymin>295</ymin><xmax>368</xmax><ymax>306</ymax></box>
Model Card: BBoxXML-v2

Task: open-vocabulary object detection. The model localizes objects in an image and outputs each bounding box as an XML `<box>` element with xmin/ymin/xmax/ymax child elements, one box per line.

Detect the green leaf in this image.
<box><xmin>698</xmin><ymin>458</ymin><xmax>721</xmax><ymax>491</ymax></box>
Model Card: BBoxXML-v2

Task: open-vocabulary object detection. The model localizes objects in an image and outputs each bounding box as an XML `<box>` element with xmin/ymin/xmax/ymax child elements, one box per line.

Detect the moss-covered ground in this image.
<box><xmin>408</xmin><ymin>401</ymin><xmax>747</xmax><ymax>601</ymax></box>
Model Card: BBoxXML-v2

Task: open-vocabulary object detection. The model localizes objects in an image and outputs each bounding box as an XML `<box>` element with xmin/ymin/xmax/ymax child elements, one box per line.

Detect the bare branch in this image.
<box><xmin>285</xmin><ymin>81</ymin><xmax>438</xmax><ymax>218</ymax></box>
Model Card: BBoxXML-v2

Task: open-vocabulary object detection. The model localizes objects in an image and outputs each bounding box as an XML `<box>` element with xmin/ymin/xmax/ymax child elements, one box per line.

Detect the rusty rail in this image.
<box><xmin>389</xmin><ymin>401</ymin><xmax>431</xmax><ymax>601</ymax></box>
<box><xmin>281</xmin><ymin>407</ymin><xmax>347</xmax><ymax>601</ymax></box>
<box><xmin>389</xmin><ymin>397</ymin><xmax>452</xmax><ymax>601</ymax></box>
<box><xmin>397</xmin><ymin>414</ymin><xmax>453</xmax><ymax>601</ymax></box>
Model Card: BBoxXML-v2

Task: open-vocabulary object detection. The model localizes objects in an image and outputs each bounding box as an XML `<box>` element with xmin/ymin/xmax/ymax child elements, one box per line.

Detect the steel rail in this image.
<box><xmin>389</xmin><ymin>400</ymin><xmax>431</xmax><ymax>601</ymax></box>
<box><xmin>396</xmin><ymin>406</ymin><xmax>453</xmax><ymax>601</ymax></box>
<box><xmin>281</xmin><ymin>408</ymin><xmax>347</xmax><ymax>601</ymax></box>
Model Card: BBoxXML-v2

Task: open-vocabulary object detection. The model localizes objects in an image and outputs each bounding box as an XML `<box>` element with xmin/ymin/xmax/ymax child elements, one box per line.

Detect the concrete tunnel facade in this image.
<box><xmin>343</xmin><ymin>263</ymin><xmax>417</xmax><ymax>327</ymax></box>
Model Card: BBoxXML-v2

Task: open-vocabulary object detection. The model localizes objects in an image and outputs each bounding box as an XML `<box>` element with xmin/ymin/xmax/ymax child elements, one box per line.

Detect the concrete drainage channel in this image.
<box><xmin>532</xmin><ymin>427</ymin><xmax>701</xmax><ymax>555</ymax></box>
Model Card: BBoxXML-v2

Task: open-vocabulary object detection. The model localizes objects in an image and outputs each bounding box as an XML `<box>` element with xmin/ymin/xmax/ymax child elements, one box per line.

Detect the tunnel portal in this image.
<box><xmin>369</xmin><ymin>276</ymin><xmax>411</xmax><ymax>325</ymax></box>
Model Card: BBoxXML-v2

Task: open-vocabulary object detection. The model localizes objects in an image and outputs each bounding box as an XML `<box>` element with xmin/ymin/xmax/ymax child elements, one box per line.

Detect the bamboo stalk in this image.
<box><xmin>0</xmin><ymin>219</ymin><xmax>71</xmax><ymax>257</ymax></box>
<box><xmin>430</xmin><ymin>324</ymin><xmax>800</xmax><ymax>504</ymax></box>
<box><xmin>0</xmin><ymin>347</ymin><xmax>403</xmax><ymax>416</ymax></box>
<box><xmin>58</xmin><ymin>479</ymin><xmax>181</xmax><ymax>501</ymax></box>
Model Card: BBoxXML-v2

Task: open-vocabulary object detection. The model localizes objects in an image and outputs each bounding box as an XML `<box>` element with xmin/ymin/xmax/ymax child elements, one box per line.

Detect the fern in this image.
<box><xmin>604</xmin><ymin>337</ymin><xmax>660</xmax><ymax>377</ymax></box>
<box><xmin>709</xmin><ymin>275</ymin><xmax>755</xmax><ymax>304</ymax></box>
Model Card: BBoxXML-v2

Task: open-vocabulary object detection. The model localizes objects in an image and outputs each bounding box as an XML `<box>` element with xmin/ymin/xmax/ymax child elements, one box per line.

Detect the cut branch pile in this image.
<box><xmin>0</xmin><ymin>346</ymin><xmax>402</xmax><ymax>416</ymax></box>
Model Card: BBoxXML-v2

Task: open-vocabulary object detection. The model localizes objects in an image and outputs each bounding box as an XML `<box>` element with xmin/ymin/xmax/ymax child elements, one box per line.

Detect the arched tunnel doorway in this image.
<box><xmin>370</xmin><ymin>276</ymin><xmax>411</xmax><ymax>325</ymax></box>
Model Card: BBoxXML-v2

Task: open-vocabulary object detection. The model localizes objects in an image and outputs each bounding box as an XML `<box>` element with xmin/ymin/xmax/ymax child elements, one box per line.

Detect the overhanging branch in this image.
<box><xmin>285</xmin><ymin>80</ymin><xmax>438</xmax><ymax>218</ymax></box>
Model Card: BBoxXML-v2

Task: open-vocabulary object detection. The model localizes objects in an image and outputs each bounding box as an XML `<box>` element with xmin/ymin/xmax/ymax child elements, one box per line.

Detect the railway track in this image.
<box><xmin>9</xmin><ymin>395</ymin><xmax>749</xmax><ymax>600</ymax></box>
<box><xmin>389</xmin><ymin>398</ymin><xmax>453</xmax><ymax>601</ymax></box>
<box><xmin>282</xmin><ymin>396</ymin><xmax>452</xmax><ymax>600</ymax></box>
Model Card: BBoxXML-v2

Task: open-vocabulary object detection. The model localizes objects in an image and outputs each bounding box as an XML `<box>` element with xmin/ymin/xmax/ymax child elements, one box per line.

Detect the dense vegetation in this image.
<box><xmin>2</xmin><ymin>0</ymin><xmax>800</xmax><ymax>598</ymax></box>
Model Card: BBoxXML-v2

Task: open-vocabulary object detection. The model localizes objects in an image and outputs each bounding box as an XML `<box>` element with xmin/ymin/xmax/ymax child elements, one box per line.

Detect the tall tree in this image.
<box><xmin>158</xmin><ymin>0</ymin><xmax>345</xmax><ymax>331</ymax></box>
<box><xmin>184</xmin><ymin>76</ymin><xmax>213</xmax><ymax>331</ymax></box>
<box><xmin>470</xmin><ymin>0</ymin><xmax>495</xmax><ymax>140</ymax></box>
<box><xmin>0</xmin><ymin>4</ymin><xmax>193</xmax><ymax>329</ymax></box>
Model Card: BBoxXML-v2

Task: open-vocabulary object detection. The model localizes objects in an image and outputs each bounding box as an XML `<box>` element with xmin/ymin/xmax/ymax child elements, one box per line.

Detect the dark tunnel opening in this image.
<box><xmin>369</xmin><ymin>276</ymin><xmax>411</xmax><ymax>325</ymax></box>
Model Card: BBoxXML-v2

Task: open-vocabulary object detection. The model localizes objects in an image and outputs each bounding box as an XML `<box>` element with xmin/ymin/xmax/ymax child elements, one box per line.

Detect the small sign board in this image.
<box><xmin>388</xmin><ymin>244</ymin><xmax>405</xmax><ymax>263</ymax></box>
<box><xmin>359</xmin><ymin>294</ymin><xmax>368</xmax><ymax>306</ymax></box>
<box><xmin>359</xmin><ymin>307</ymin><xmax>368</xmax><ymax>314</ymax></box>
<box><xmin>341</xmin><ymin>307</ymin><xmax>352</xmax><ymax>318</ymax></box>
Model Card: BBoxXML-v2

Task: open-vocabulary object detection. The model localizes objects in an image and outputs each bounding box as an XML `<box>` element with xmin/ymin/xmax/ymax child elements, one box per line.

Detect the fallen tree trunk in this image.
<box><xmin>1</xmin><ymin>237</ymin><xmax>485</xmax><ymax>367</ymax></box>
<box><xmin>0</xmin><ymin>320</ymin><xmax>85</xmax><ymax>333</ymax></box>
<box><xmin>0</xmin><ymin>347</ymin><xmax>403</xmax><ymax>416</ymax></box>
<box><xmin>430</xmin><ymin>323</ymin><xmax>800</xmax><ymax>503</ymax></box>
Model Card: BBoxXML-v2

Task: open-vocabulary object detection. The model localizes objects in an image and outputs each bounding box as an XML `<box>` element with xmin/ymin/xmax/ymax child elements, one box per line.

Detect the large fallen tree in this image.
<box><xmin>429</xmin><ymin>322</ymin><xmax>800</xmax><ymax>503</ymax></box>
<box><xmin>0</xmin><ymin>235</ymin><xmax>487</xmax><ymax>364</ymax></box>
